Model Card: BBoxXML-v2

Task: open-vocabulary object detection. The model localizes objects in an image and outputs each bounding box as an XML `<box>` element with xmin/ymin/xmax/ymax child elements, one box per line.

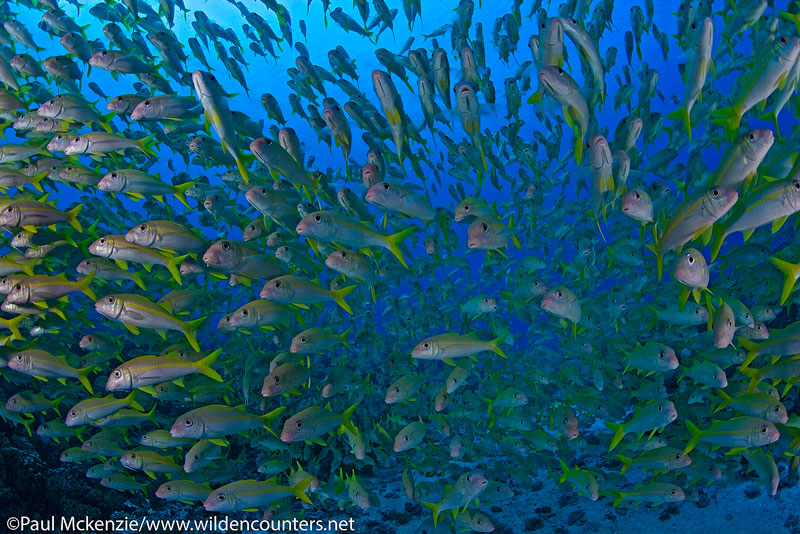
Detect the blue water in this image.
<box><xmin>1</xmin><ymin>0</ymin><xmax>800</xmax><ymax>532</ymax></box>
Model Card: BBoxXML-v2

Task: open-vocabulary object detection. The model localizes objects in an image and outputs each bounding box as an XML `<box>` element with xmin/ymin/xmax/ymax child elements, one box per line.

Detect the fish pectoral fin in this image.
<box><xmin>771</xmin><ymin>216</ymin><xmax>789</xmax><ymax>234</ymax></box>
<box><xmin>122</xmin><ymin>322</ymin><xmax>140</xmax><ymax>335</ymax></box>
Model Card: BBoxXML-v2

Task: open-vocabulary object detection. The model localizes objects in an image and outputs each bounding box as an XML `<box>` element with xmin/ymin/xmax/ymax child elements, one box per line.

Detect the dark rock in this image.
<box><xmin>524</xmin><ymin>517</ymin><xmax>544</xmax><ymax>531</ymax></box>
<box><xmin>744</xmin><ymin>485</ymin><xmax>761</xmax><ymax>499</ymax></box>
<box><xmin>567</xmin><ymin>510</ymin><xmax>586</xmax><ymax>526</ymax></box>
<box><xmin>490</xmin><ymin>505</ymin><xmax>502</xmax><ymax>513</ymax></box>
<box><xmin>558</xmin><ymin>492</ymin><xmax>578</xmax><ymax>507</ymax></box>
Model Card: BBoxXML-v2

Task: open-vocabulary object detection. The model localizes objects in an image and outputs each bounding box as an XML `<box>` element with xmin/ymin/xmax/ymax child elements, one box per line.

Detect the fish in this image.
<box><xmin>94</xmin><ymin>293</ymin><xmax>205</xmax><ymax>351</ymax></box>
<box><xmin>0</xmin><ymin>0</ymin><xmax>797</xmax><ymax>527</ymax></box>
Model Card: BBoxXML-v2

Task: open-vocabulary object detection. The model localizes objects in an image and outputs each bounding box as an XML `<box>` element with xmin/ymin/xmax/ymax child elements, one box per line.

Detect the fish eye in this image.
<box><xmin>184</xmin><ymin>418</ymin><xmax>193</xmax><ymax>426</ymax></box>
<box><xmin>658</xmin><ymin>351</ymin><xmax>664</xmax><ymax>358</ymax></box>
<box><xmin>241</xmin><ymin>309</ymin><xmax>248</xmax><ymax>316</ymax></box>
<box><xmin>481</xmin><ymin>222</ymin><xmax>488</xmax><ymax>232</ymax></box>
<box><xmin>15</xmin><ymin>354</ymin><xmax>22</xmax><ymax>361</ymax></box>
<box><xmin>712</xmin><ymin>188</ymin><xmax>720</xmax><ymax>197</ymax></box>
<box><xmin>260</xmin><ymin>188</ymin><xmax>267</xmax><ymax>194</ymax></box>
<box><xmin>130</xmin><ymin>453</ymin><xmax>136</xmax><ymax>459</ymax></box>
<box><xmin>314</xmin><ymin>214</ymin><xmax>322</xmax><ymax>222</ymax></box>
<box><xmin>216</xmin><ymin>494</ymin><xmax>225</xmax><ymax>501</ymax></box>
<box><xmin>13</xmin><ymin>284</ymin><xmax>20</xmax><ymax>290</ymax></box>
<box><xmin>748</xmin><ymin>133</ymin><xmax>755</xmax><ymax>141</ymax></box>
<box><xmin>670</xmin><ymin>489</ymin><xmax>677</xmax><ymax>495</ymax></box>
<box><xmin>221</xmin><ymin>241</ymin><xmax>230</xmax><ymax>250</ymax></box>
<box><xmin>657</xmin><ymin>405</ymin><xmax>663</xmax><ymax>411</ymax></box>
<box><xmin>687</xmin><ymin>254</ymin><xmax>694</xmax><ymax>264</ymax></box>
<box><xmin>296</xmin><ymin>421</ymin><xmax>303</xmax><ymax>429</ymax></box>
<box><xmin>675</xmin><ymin>454</ymin><xmax>681</xmax><ymax>461</ymax></box>
<box><xmin>463</xmin><ymin>205</ymin><xmax>470</xmax><ymax>211</ymax></box>
<box><xmin>101</xmin><ymin>51</ymin><xmax>108</xmax><ymax>56</ymax></box>
<box><xmin>781</xmin><ymin>37</ymin><xmax>787</xmax><ymax>44</ymax></box>
<box><xmin>300</xmin><ymin>337</ymin><xmax>306</xmax><ymax>343</ymax></box>
<box><xmin>761</xmin><ymin>426</ymin><xmax>768</xmax><ymax>433</ymax></box>
<box><xmin>382</xmin><ymin>183</ymin><xmax>390</xmax><ymax>190</ymax></box>
<box><xmin>144</xmin><ymin>100</ymin><xmax>151</xmax><ymax>106</ymax></box>
<box><xmin>114</xmin><ymin>371</ymin><xmax>121</xmax><ymax>377</ymax></box>
<box><xmin>274</xmin><ymin>281</ymin><xmax>281</xmax><ymax>288</ymax></box>
<box><xmin>690</xmin><ymin>23</ymin><xmax>696</xmax><ymax>29</ymax></box>
<box><xmin>340</xmin><ymin>251</ymin><xmax>347</xmax><ymax>258</ymax></box>
<box><xmin>423</xmin><ymin>342</ymin><xmax>430</xmax><ymax>348</ymax></box>
<box><xmin>556</xmin><ymin>290</ymin><xmax>562</xmax><ymax>297</ymax></box>
<box><xmin>274</xmin><ymin>375</ymin><xmax>280</xmax><ymax>383</ymax></box>
<box><xmin>794</xmin><ymin>181</ymin><xmax>800</xmax><ymax>191</ymax></box>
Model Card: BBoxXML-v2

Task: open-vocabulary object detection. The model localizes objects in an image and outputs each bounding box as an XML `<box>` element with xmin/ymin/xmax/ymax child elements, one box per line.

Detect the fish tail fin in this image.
<box><xmin>738</xmin><ymin>366</ymin><xmax>762</xmax><ymax>393</ymax></box>
<box><xmin>172</xmin><ymin>182</ymin><xmax>194</xmax><ymax>209</ymax></box>
<box><xmin>131</xmin><ymin>271</ymin><xmax>146</xmax><ymax>290</ymax></box>
<box><xmin>384</xmin><ymin>227</ymin><xmax>415</xmax><ymax>268</ymax></box>
<box><xmin>421</xmin><ymin>501</ymin><xmax>441</xmax><ymax>527</ymax></box>
<box><xmin>608</xmin><ymin>490</ymin><xmax>624</xmax><ymax>508</ymax></box>
<box><xmin>197</xmin><ymin>348</ymin><xmax>223</xmax><ymax>382</ymax></box>
<box><xmin>769</xmin><ymin>256</ymin><xmax>800</xmax><ymax>305</ymax></box>
<box><xmin>182</xmin><ymin>317</ymin><xmax>206</xmax><ymax>351</ymax></box>
<box><xmin>490</xmin><ymin>332</ymin><xmax>508</xmax><ymax>358</ymax></box>
<box><xmin>234</xmin><ymin>152</ymin><xmax>251</xmax><ymax>183</ymax></box>
<box><xmin>126</xmin><ymin>390</ymin><xmax>144</xmax><ymax>412</ymax></box>
<box><xmin>645</xmin><ymin>243</ymin><xmax>663</xmax><ymax>281</ymax></box>
<box><xmin>340</xmin><ymin>326</ymin><xmax>353</xmax><ymax>350</ymax></box>
<box><xmin>709</xmin><ymin>225</ymin><xmax>726</xmax><ymax>262</ymax></box>
<box><xmin>710</xmin><ymin>105</ymin><xmax>741</xmax><ymax>141</ymax></box>
<box><xmin>139</xmin><ymin>134</ymin><xmax>159</xmax><ymax>157</ymax></box>
<box><xmin>332</xmin><ymin>285</ymin><xmax>355</xmax><ymax>315</ymax></box>
<box><xmin>66</xmin><ymin>204</ymin><xmax>83</xmax><ymax>232</ymax></box>
<box><xmin>4</xmin><ymin>314</ymin><xmax>24</xmax><ymax>340</ymax></box>
<box><xmin>558</xmin><ymin>460</ymin><xmax>570</xmax><ymax>484</ymax></box>
<box><xmin>341</xmin><ymin>402</ymin><xmax>359</xmax><ymax>435</ymax></box>
<box><xmin>605</xmin><ymin>421</ymin><xmax>626</xmax><ymax>451</ymax></box>
<box><xmin>76</xmin><ymin>366</ymin><xmax>94</xmax><ymax>395</ymax></box>
<box><xmin>29</xmin><ymin>171</ymin><xmax>47</xmax><ymax>193</ymax></box>
<box><xmin>20</xmin><ymin>259</ymin><xmax>36</xmax><ymax>277</ymax></box>
<box><xmin>779</xmin><ymin>10</ymin><xmax>800</xmax><ymax>34</ymax></box>
<box><xmin>616</xmin><ymin>454</ymin><xmax>633</xmax><ymax>474</ymax></box>
<box><xmin>737</xmin><ymin>337</ymin><xmax>760</xmax><ymax>368</ymax></box>
<box><xmin>291</xmin><ymin>476</ymin><xmax>313</xmax><ymax>504</ymax></box>
<box><xmin>166</xmin><ymin>254</ymin><xmax>186</xmax><ymax>285</ymax></box>
<box><xmin>678</xmin><ymin>285</ymin><xmax>690</xmax><ymax>311</ymax></box>
<box><xmin>683</xmin><ymin>420</ymin><xmax>701</xmax><ymax>455</ymax></box>
<box><xmin>78</xmin><ymin>268</ymin><xmax>96</xmax><ymax>301</ymax></box>
<box><xmin>666</xmin><ymin>106</ymin><xmax>691</xmax><ymax>142</ymax></box>
<box><xmin>21</xmin><ymin>416</ymin><xmax>33</xmax><ymax>437</ymax></box>
<box><xmin>713</xmin><ymin>388</ymin><xmax>731</xmax><ymax>414</ymax></box>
